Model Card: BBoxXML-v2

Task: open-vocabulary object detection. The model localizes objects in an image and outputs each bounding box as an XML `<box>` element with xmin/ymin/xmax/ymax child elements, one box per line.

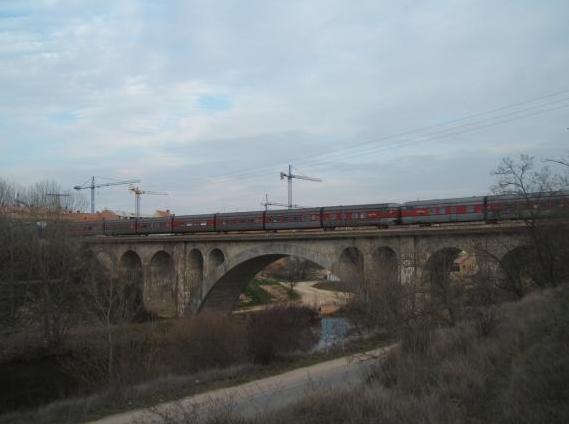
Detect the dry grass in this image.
<box><xmin>264</xmin><ymin>283</ymin><xmax>569</xmax><ymax>424</ymax></box>
<box><xmin>0</xmin><ymin>363</ymin><xmax>260</xmax><ymax>424</ymax></box>
<box><xmin>156</xmin><ymin>284</ymin><xmax>569</xmax><ymax>424</ymax></box>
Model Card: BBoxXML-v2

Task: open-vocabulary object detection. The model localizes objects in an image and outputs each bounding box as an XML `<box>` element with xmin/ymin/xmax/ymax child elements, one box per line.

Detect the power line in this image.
<box><xmin>184</xmin><ymin>91</ymin><xmax>569</xmax><ymax>186</ymax></box>
<box><xmin>298</xmin><ymin>98</ymin><xmax>569</xmax><ymax>170</ymax></box>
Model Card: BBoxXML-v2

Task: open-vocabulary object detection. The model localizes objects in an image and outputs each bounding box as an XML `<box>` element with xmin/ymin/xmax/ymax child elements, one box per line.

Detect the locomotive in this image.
<box><xmin>71</xmin><ymin>191</ymin><xmax>569</xmax><ymax>237</ymax></box>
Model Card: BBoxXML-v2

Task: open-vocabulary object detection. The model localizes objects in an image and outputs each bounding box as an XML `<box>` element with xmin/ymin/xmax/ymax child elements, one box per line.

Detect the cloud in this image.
<box><xmin>1</xmin><ymin>0</ymin><xmax>568</xmax><ymax>214</ymax></box>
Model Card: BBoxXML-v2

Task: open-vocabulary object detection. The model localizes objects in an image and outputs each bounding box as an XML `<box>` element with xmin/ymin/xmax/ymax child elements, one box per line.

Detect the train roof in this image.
<box><xmin>216</xmin><ymin>210</ymin><xmax>264</xmax><ymax>217</ymax></box>
<box><xmin>175</xmin><ymin>213</ymin><xmax>215</xmax><ymax>219</ymax></box>
<box><xmin>265</xmin><ymin>207</ymin><xmax>321</xmax><ymax>213</ymax></box>
<box><xmin>403</xmin><ymin>196</ymin><xmax>485</xmax><ymax>207</ymax></box>
<box><xmin>487</xmin><ymin>190</ymin><xmax>569</xmax><ymax>201</ymax></box>
<box><xmin>322</xmin><ymin>203</ymin><xmax>400</xmax><ymax>209</ymax></box>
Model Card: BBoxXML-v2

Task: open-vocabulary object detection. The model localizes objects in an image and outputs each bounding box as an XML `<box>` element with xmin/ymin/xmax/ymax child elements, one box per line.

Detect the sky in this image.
<box><xmin>1</xmin><ymin>0</ymin><xmax>568</xmax><ymax>215</ymax></box>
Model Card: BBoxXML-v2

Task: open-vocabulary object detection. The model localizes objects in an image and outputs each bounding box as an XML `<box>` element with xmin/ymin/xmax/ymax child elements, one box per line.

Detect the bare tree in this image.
<box><xmin>0</xmin><ymin>218</ymin><xmax>82</xmax><ymax>347</ymax></box>
<box><xmin>491</xmin><ymin>153</ymin><xmax>569</xmax><ymax>292</ymax></box>
<box><xmin>0</xmin><ymin>179</ymin><xmax>87</xmax><ymax>345</ymax></box>
<box><xmin>69</xmin><ymin>250</ymin><xmax>147</xmax><ymax>386</ymax></box>
<box><xmin>0</xmin><ymin>179</ymin><xmax>16</xmax><ymax>212</ymax></box>
<box><xmin>286</xmin><ymin>256</ymin><xmax>310</xmax><ymax>296</ymax></box>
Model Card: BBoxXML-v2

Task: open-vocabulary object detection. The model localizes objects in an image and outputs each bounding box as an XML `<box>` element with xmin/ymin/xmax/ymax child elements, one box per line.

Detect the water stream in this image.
<box><xmin>313</xmin><ymin>316</ymin><xmax>350</xmax><ymax>351</ymax></box>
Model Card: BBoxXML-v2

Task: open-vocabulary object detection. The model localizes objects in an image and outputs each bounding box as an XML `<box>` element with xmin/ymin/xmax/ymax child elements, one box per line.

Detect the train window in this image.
<box><xmin>450</xmin><ymin>207</ymin><xmax>457</xmax><ymax>214</ymax></box>
<box><xmin>467</xmin><ymin>205</ymin><xmax>474</xmax><ymax>213</ymax></box>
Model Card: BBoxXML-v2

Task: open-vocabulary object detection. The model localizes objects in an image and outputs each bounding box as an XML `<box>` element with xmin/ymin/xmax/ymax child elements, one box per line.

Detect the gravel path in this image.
<box><xmin>85</xmin><ymin>344</ymin><xmax>395</xmax><ymax>424</ymax></box>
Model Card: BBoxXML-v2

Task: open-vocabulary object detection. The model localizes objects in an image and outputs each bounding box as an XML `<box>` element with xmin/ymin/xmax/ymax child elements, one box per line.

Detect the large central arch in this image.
<box><xmin>200</xmin><ymin>244</ymin><xmax>333</xmax><ymax>312</ymax></box>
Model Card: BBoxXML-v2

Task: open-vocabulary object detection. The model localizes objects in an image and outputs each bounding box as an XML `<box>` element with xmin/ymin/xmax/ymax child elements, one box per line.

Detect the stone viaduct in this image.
<box><xmin>85</xmin><ymin>223</ymin><xmax>530</xmax><ymax>317</ymax></box>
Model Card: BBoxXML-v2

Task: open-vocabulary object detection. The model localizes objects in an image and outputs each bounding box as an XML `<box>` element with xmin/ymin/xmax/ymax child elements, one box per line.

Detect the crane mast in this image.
<box><xmin>73</xmin><ymin>176</ymin><xmax>140</xmax><ymax>214</ymax></box>
<box><xmin>280</xmin><ymin>164</ymin><xmax>322</xmax><ymax>209</ymax></box>
<box><xmin>129</xmin><ymin>186</ymin><xmax>168</xmax><ymax>218</ymax></box>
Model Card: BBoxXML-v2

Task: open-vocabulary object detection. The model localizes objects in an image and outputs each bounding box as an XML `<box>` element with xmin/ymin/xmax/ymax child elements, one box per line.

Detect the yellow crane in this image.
<box><xmin>128</xmin><ymin>186</ymin><xmax>168</xmax><ymax>218</ymax></box>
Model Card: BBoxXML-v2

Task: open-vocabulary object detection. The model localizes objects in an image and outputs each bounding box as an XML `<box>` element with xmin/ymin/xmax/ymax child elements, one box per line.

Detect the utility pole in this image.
<box><xmin>74</xmin><ymin>176</ymin><xmax>140</xmax><ymax>214</ymax></box>
<box><xmin>280</xmin><ymin>164</ymin><xmax>322</xmax><ymax>209</ymax></box>
<box><xmin>128</xmin><ymin>186</ymin><xmax>168</xmax><ymax>218</ymax></box>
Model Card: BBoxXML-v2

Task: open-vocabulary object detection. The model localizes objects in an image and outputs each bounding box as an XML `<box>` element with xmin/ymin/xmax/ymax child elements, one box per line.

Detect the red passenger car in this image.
<box><xmin>173</xmin><ymin>214</ymin><xmax>216</xmax><ymax>233</ymax></box>
<box><xmin>104</xmin><ymin>219</ymin><xmax>137</xmax><ymax>235</ymax></box>
<box><xmin>265</xmin><ymin>208</ymin><xmax>322</xmax><ymax>230</ymax></box>
<box><xmin>486</xmin><ymin>191</ymin><xmax>569</xmax><ymax>221</ymax></box>
<box><xmin>401</xmin><ymin>197</ymin><xmax>485</xmax><ymax>225</ymax></box>
<box><xmin>136</xmin><ymin>217</ymin><xmax>173</xmax><ymax>234</ymax></box>
<box><xmin>322</xmin><ymin>204</ymin><xmax>400</xmax><ymax>228</ymax></box>
<box><xmin>216</xmin><ymin>211</ymin><xmax>264</xmax><ymax>232</ymax></box>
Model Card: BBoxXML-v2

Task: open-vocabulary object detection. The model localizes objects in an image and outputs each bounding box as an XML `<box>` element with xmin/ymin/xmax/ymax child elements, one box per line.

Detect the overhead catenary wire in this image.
<box><xmin>300</xmin><ymin>99</ymin><xmax>569</xmax><ymax>170</ymax></box>
<box><xmin>183</xmin><ymin>91</ymin><xmax>569</xmax><ymax>187</ymax></box>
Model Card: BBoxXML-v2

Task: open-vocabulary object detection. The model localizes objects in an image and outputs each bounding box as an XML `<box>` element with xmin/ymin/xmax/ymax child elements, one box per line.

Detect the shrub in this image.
<box><xmin>156</xmin><ymin>312</ymin><xmax>248</xmax><ymax>373</ymax></box>
<box><xmin>246</xmin><ymin>304</ymin><xmax>318</xmax><ymax>364</ymax></box>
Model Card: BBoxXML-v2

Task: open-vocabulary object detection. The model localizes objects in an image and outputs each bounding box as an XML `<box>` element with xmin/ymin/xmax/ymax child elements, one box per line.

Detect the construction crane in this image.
<box><xmin>74</xmin><ymin>176</ymin><xmax>140</xmax><ymax>214</ymax></box>
<box><xmin>261</xmin><ymin>193</ymin><xmax>303</xmax><ymax>210</ymax></box>
<box><xmin>128</xmin><ymin>186</ymin><xmax>168</xmax><ymax>218</ymax></box>
<box><xmin>280</xmin><ymin>164</ymin><xmax>322</xmax><ymax>209</ymax></box>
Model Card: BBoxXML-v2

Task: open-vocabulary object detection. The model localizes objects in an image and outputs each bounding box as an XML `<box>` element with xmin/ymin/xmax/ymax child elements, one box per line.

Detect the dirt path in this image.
<box><xmin>85</xmin><ymin>344</ymin><xmax>395</xmax><ymax>424</ymax></box>
<box><xmin>235</xmin><ymin>280</ymin><xmax>349</xmax><ymax>315</ymax></box>
<box><xmin>291</xmin><ymin>280</ymin><xmax>351</xmax><ymax>314</ymax></box>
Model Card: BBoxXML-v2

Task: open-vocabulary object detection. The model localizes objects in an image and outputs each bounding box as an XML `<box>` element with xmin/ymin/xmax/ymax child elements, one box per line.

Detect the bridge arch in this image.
<box><xmin>119</xmin><ymin>250</ymin><xmax>143</xmax><ymax>286</ymax></box>
<box><xmin>371</xmin><ymin>246</ymin><xmax>399</xmax><ymax>286</ymax></box>
<box><xmin>200</xmin><ymin>244</ymin><xmax>332</xmax><ymax>312</ymax></box>
<box><xmin>147</xmin><ymin>250</ymin><xmax>177</xmax><ymax>317</ymax></box>
<box><xmin>117</xmin><ymin>250</ymin><xmax>146</xmax><ymax>320</ymax></box>
<box><xmin>209</xmin><ymin>248</ymin><xmax>226</xmax><ymax>268</ymax></box>
<box><xmin>422</xmin><ymin>246</ymin><xmax>467</xmax><ymax>323</ymax></box>
<box><xmin>334</xmin><ymin>246</ymin><xmax>364</xmax><ymax>288</ymax></box>
<box><xmin>499</xmin><ymin>245</ymin><xmax>538</xmax><ymax>298</ymax></box>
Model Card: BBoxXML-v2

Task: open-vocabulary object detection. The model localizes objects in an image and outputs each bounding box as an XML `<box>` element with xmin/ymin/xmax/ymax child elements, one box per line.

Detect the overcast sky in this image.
<box><xmin>1</xmin><ymin>0</ymin><xmax>568</xmax><ymax>215</ymax></box>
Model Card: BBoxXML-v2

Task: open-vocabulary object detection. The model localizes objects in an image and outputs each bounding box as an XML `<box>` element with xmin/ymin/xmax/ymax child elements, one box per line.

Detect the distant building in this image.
<box><xmin>153</xmin><ymin>209</ymin><xmax>173</xmax><ymax>218</ymax></box>
<box><xmin>452</xmin><ymin>252</ymin><xmax>479</xmax><ymax>276</ymax></box>
<box><xmin>1</xmin><ymin>206</ymin><xmax>121</xmax><ymax>222</ymax></box>
<box><xmin>63</xmin><ymin>209</ymin><xmax>120</xmax><ymax>222</ymax></box>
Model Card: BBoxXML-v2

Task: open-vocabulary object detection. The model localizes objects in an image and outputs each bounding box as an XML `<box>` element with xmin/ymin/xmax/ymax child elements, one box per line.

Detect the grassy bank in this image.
<box><xmin>237</xmin><ymin>277</ymin><xmax>299</xmax><ymax>308</ymax></box>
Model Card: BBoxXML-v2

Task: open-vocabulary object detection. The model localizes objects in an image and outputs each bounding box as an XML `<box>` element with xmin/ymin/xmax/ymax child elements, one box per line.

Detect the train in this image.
<box><xmin>71</xmin><ymin>191</ymin><xmax>569</xmax><ymax>237</ymax></box>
